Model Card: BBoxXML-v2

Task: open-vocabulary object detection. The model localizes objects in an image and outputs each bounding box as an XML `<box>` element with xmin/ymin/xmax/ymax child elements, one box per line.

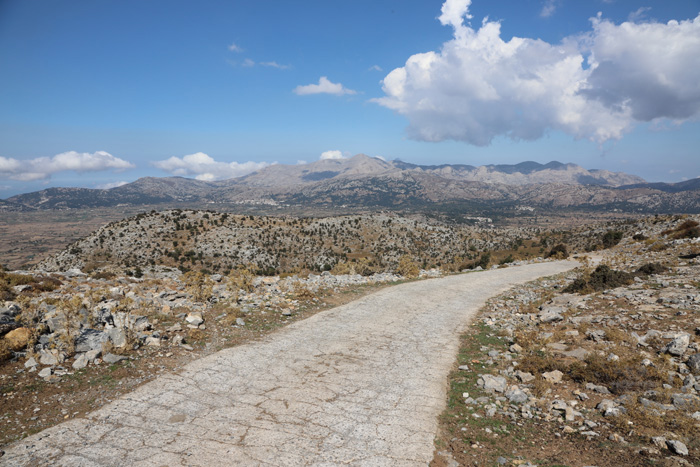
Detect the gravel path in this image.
<box><xmin>1</xmin><ymin>261</ymin><xmax>578</xmax><ymax>466</ymax></box>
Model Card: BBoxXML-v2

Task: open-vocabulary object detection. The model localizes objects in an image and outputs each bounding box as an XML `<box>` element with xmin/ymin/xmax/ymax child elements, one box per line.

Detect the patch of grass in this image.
<box><xmin>567</xmin><ymin>353</ymin><xmax>668</xmax><ymax>394</ymax></box>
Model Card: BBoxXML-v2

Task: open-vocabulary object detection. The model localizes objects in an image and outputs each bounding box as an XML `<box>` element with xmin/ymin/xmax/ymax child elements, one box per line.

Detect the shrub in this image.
<box><xmin>563</xmin><ymin>265</ymin><xmax>633</xmax><ymax>294</ymax></box>
<box><xmin>228</xmin><ymin>266</ymin><xmax>255</xmax><ymax>294</ymax></box>
<box><xmin>331</xmin><ymin>261</ymin><xmax>353</xmax><ymax>275</ymax></box>
<box><xmin>636</xmin><ymin>262</ymin><xmax>667</xmax><ymax>276</ymax></box>
<box><xmin>602</xmin><ymin>230</ymin><xmax>623</xmax><ymax>249</ymax></box>
<box><xmin>183</xmin><ymin>271</ymin><xmax>213</xmax><ymax>302</ymax></box>
<box><xmin>476</xmin><ymin>252</ymin><xmax>491</xmax><ymax>269</ymax></box>
<box><xmin>545</xmin><ymin>244</ymin><xmax>568</xmax><ymax>259</ymax></box>
<box><xmin>396</xmin><ymin>255</ymin><xmax>419</xmax><ymax>278</ymax></box>
<box><xmin>662</xmin><ymin>219</ymin><xmax>700</xmax><ymax>239</ymax></box>
<box><xmin>499</xmin><ymin>254</ymin><xmax>515</xmax><ymax>265</ymax></box>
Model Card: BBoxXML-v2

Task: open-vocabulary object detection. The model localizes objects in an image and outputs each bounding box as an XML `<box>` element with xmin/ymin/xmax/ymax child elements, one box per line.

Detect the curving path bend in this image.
<box><xmin>1</xmin><ymin>260</ymin><xmax>578</xmax><ymax>466</ymax></box>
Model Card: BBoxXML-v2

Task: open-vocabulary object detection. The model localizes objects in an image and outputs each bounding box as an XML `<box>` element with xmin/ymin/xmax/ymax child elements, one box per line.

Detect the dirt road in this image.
<box><xmin>1</xmin><ymin>261</ymin><xmax>578</xmax><ymax>466</ymax></box>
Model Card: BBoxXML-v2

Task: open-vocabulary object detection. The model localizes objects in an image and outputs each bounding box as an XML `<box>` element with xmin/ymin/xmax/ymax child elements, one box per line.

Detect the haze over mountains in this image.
<box><xmin>2</xmin><ymin>155</ymin><xmax>699</xmax><ymax>213</ymax></box>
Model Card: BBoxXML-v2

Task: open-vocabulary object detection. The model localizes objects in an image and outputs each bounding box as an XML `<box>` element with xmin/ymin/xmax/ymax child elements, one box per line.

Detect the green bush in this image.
<box><xmin>602</xmin><ymin>231</ymin><xmax>623</xmax><ymax>249</ymax></box>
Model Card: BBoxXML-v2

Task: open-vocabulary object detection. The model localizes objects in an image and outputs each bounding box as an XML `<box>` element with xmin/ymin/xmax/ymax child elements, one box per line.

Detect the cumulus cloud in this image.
<box><xmin>152</xmin><ymin>152</ymin><xmax>270</xmax><ymax>181</ymax></box>
<box><xmin>293</xmin><ymin>77</ymin><xmax>357</xmax><ymax>96</ymax></box>
<box><xmin>319</xmin><ymin>150</ymin><xmax>347</xmax><ymax>160</ymax></box>
<box><xmin>0</xmin><ymin>151</ymin><xmax>134</xmax><ymax>181</ymax></box>
<box><xmin>373</xmin><ymin>0</ymin><xmax>700</xmax><ymax>146</ymax></box>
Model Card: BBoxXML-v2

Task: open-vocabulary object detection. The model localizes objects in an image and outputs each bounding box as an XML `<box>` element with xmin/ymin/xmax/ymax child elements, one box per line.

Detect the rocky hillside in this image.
<box><xmin>35</xmin><ymin>210</ymin><xmax>543</xmax><ymax>276</ymax></box>
<box><xmin>233</xmin><ymin>156</ymin><xmax>644</xmax><ymax>188</ymax></box>
<box><xmin>436</xmin><ymin>214</ymin><xmax>700</xmax><ymax>466</ymax></box>
<box><xmin>6</xmin><ymin>155</ymin><xmax>696</xmax><ymax>214</ymax></box>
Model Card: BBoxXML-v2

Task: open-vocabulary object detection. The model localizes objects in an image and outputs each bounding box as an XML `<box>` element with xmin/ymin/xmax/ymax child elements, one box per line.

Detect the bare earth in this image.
<box><xmin>1</xmin><ymin>261</ymin><xmax>578</xmax><ymax>466</ymax></box>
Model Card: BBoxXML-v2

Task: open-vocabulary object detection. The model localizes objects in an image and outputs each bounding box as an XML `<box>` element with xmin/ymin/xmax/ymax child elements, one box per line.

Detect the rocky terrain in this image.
<box><xmin>34</xmin><ymin>210</ymin><xmax>557</xmax><ymax>276</ymax></box>
<box><xmin>3</xmin><ymin>155</ymin><xmax>698</xmax><ymax>213</ymax></box>
<box><xmin>0</xmin><ymin>211</ymin><xmax>698</xmax><ymax>466</ymax></box>
<box><xmin>434</xmin><ymin>216</ymin><xmax>700</xmax><ymax>466</ymax></box>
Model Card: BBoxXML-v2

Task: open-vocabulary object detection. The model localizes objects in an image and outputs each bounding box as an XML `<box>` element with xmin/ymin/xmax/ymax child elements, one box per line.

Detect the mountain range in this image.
<box><xmin>2</xmin><ymin>155</ymin><xmax>699</xmax><ymax>213</ymax></box>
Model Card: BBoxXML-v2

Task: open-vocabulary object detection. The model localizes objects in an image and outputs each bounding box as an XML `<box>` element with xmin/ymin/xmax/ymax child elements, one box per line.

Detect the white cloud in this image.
<box><xmin>319</xmin><ymin>150</ymin><xmax>346</xmax><ymax>160</ymax></box>
<box><xmin>228</xmin><ymin>43</ymin><xmax>243</xmax><ymax>52</ymax></box>
<box><xmin>438</xmin><ymin>0</ymin><xmax>472</xmax><ymax>32</ymax></box>
<box><xmin>293</xmin><ymin>77</ymin><xmax>357</xmax><ymax>96</ymax></box>
<box><xmin>628</xmin><ymin>7</ymin><xmax>651</xmax><ymax>23</ymax></box>
<box><xmin>373</xmin><ymin>1</ymin><xmax>700</xmax><ymax>146</ymax></box>
<box><xmin>96</xmin><ymin>181</ymin><xmax>129</xmax><ymax>189</ymax></box>
<box><xmin>242</xmin><ymin>58</ymin><xmax>255</xmax><ymax>67</ymax></box>
<box><xmin>369</xmin><ymin>65</ymin><xmax>383</xmax><ymax>72</ymax></box>
<box><xmin>540</xmin><ymin>0</ymin><xmax>558</xmax><ymax>18</ymax></box>
<box><xmin>152</xmin><ymin>152</ymin><xmax>270</xmax><ymax>181</ymax></box>
<box><xmin>260</xmin><ymin>61</ymin><xmax>290</xmax><ymax>69</ymax></box>
<box><xmin>0</xmin><ymin>151</ymin><xmax>134</xmax><ymax>181</ymax></box>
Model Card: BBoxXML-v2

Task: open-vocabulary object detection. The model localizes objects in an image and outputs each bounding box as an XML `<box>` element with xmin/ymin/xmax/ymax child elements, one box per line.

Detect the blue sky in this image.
<box><xmin>1</xmin><ymin>0</ymin><xmax>699</xmax><ymax>196</ymax></box>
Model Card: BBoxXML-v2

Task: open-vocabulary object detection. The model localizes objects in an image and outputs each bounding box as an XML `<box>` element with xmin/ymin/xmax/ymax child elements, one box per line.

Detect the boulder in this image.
<box><xmin>106</xmin><ymin>327</ymin><xmax>127</xmax><ymax>347</ymax></box>
<box><xmin>538</xmin><ymin>306</ymin><xmax>564</xmax><ymax>323</ymax></box>
<box><xmin>477</xmin><ymin>374</ymin><xmax>507</xmax><ymax>393</ymax></box>
<box><xmin>505</xmin><ymin>386</ymin><xmax>528</xmax><ymax>404</ymax></box>
<box><xmin>74</xmin><ymin>328</ymin><xmax>108</xmax><ymax>352</ymax></box>
<box><xmin>686</xmin><ymin>353</ymin><xmax>700</xmax><ymax>373</ymax></box>
<box><xmin>515</xmin><ymin>370</ymin><xmax>535</xmax><ymax>383</ymax></box>
<box><xmin>24</xmin><ymin>357</ymin><xmax>38</xmax><ymax>369</ymax></box>
<box><xmin>103</xmin><ymin>353</ymin><xmax>127</xmax><ymax>364</ymax></box>
<box><xmin>666</xmin><ymin>440</ymin><xmax>688</xmax><ymax>456</ymax></box>
<box><xmin>72</xmin><ymin>353</ymin><xmax>89</xmax><ymax>370</ymax></box>
<box><xmin>4</xmin><ymin>327</ymin><xmax>31</xmax><ymax>350</ymax></box>
<box><xmin>185</xmin><ymin>312</ymin><xmax>204</xmax><ymax>326</ymax></box>
<box><xmin>542</xmin><ymin>370</ymin><xmax>563</xmax><ymax>383</ymax></box>
<box><xmin>39</xmin><ymin>349</ymin><xmax>60</xmax><ymax>366</ymax></box>
<box><xmin>663</xmin><ymin>334</ymin><xmax>690</xmax><ymax>356</ymax></box>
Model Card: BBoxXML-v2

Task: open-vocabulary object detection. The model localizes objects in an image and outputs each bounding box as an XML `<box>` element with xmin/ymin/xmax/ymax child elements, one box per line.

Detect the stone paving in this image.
<box><xmin>0</xmin><ymin>261</ymin><xmax>577</xmax><ymax>466</ymax></box>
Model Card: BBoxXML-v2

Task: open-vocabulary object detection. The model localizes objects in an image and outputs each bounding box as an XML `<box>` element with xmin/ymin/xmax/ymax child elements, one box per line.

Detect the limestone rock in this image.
<box><xmin>506</xmin><ymin>386</ymin><xmax>528</xmax><ymax>404</ymax></box>
<box><xmin>103</xmin><ymin>353</ymin><xmax>127</xmax><ymax>364</ymax></box>
<box><xmin>477</xmin><ymin>374</ymin><xmax>507</xmax><ymax>393</ymax></box>
<box><xmin>185</xmin><ymin>312</ymin><xmax>204</xmax><ymax>326</ymax></box>
<box><xmin>106</xmin><ymin>327</ymin><xmax>127</xmax><ymax>348</ymax></box>
<box><xmin>538</xmin><ymin>306</ymin><xmax>564</xmax><ymax>323</ymax></box>
<box><xmin>39</xmin><ymin>349</ymin><xmax>60</xmax><ymax>366</ymax></box>
<box><xmin>664</xmin><ymin>334</ymin><xmax>690</xmax><ymax>356</ymax></box>
<box><xmin>72</xmin><ymin>353</ymin><xmax>89</xmax><ymax>370</ymax></box>
<box><xmin>515</xmin><ymin>370</ymin><xmax>534</xmax><ymax>383</ymax></box>
<box><xmin>542</xmin><ymin>370</ymin><xmax>563</xmax><ymax>383</ymax></box>
<box><xmin>686</xmin><ymin>353</ymin><xmax>700</xmax><ymax>373</ymax></box>
<box><xmin>4</xmin><ymin>327</ymin><xmax>31</xmax><ymax>350</ymax></box>
<box><xmin>666</xmin><ymin>440</ymin><xmax>688</xmax><ymax>456</ymax></box>
<box><xmin>75</xmin><ymin>328</ymin><xmax>108</xmax><ymax>352</ymax></box>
